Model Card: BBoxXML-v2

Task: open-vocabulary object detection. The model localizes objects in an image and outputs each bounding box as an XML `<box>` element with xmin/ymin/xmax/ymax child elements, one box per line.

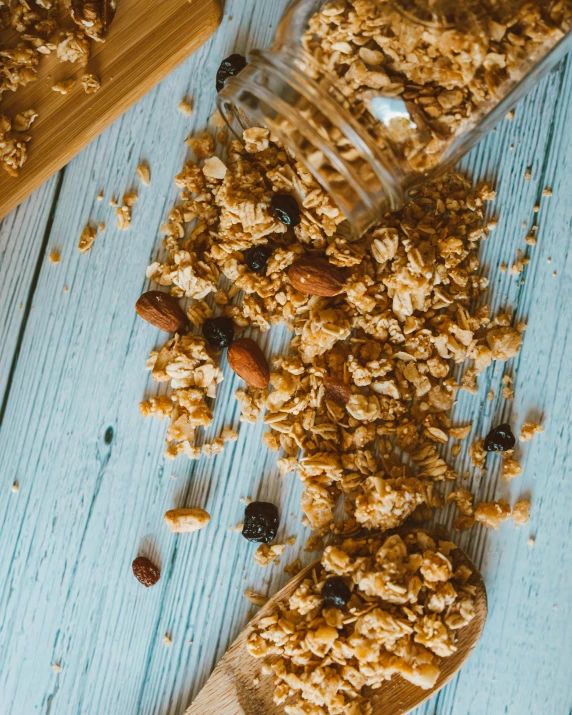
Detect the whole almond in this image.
<box><xmin>227</xmin><ymin>338</ymin><xmax>270</xmax><ymax>388</ymax></box>
<box><xmin>164</xmin><ymin>508</ymin><xmax>210</xmax><ymax>533</ymax></box>
<box><xmin>288</xmin><ymin>256</ymin><xmax>346</xmax><ymax>297</ymax></box>
<box><xmin>136</xmin><ymin>290</ymin><xmax>188</xmax><ymax>333</ymax></box>
<box><xmin>323</xmin><ymin>377</ymin><xmax>352</xmax><ymax>405</ymax></box>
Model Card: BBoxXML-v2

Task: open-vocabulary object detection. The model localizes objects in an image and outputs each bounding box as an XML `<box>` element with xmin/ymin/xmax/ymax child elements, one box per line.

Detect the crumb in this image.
<box><xmin>553</xmin><ymin>271</ymin><xmax>557</xmax><ymax>277</ymax></box>
<box><xmin>137</xmin><ymin>164</ymin><xmax>151</xmax><ymax>186</ymax></box>
<box><xmin>97</xmin><ymin>190</ymin><xmax>104</xmax><ymax>201</ymax></box>
<box><xmin>499</xmin><ymin>262</ymin><xmax>507</xmax><ymax>272</ymax></box>
<box><xmin>509</xmin><ymin>144</ymin><xmax>514</xmax><ymax>150</ymax></box>
<box><xmin>525</xmin><ymin>234</ymin><xmax>536</xmax><ymax>246</ymax></box>
<box><xmin>528</xmin><ymin>535</ymin><xmax>535</xmax><ymax>548</ymax></box>
<box><xmin>284</xmin><ymin>559</ymin><xmax>302</xmax><ymax>576</ymax></box>
<box><xmin>240</xmin><ymin>497</ymin><xmax>252</xmax><ymax>505</ymax></box>
<box><xmin>235</xmin><ymin>522</ymin><xmax>243</xmax><ymax>532</ymax></box>
<box><xmin>519</xmin><ymin>422</ymin><xmax>543</xmax><ymax>443</ymax></box>
<box><xmin>63</xmin><ymin>286</ymin><xmax>68</xmax><ymax>293</ymax></box>
<box><xmin>487</xmin><ymin>218</ymin><xmax>498</xmax><ymax>230</ymax></box>
<box><xmin>110</xmin><ymin>196</ymin><xmax>118</xmax><ymax>207</ymax></box>
<box><xmin>547</xmin><ymin>257</ymin><xmax>552</xmax><ymax>263</ymax></box>
<box><xmin>52</xmin><ymin>79</ymin><xmax>76</xmax><ymax>95</ymax></box>
<box><xmin>512</xmin><ymin>500</ymin><xmax>531</xmax><ymax>526</ymax></box>
<box><xmin>78</xmin><ymin>224</ymin><xmax>97</xmax><ymax>253</ymax></box>
<box><xmin>48</xmin><ymin>251</ymin><xmax>60</xmax><ymax>264</ymax></box>
<box><xmin>487</xmin><ymin>389</ymin><xmax>494</xmax><ymax>401</ymax></box>
<box><xmin>532</xmin><ymin>204</ymin><xmax>539</xmax><ymax>213</ymax></box>
<box><xmin>543</xmin><ymin>187</ymin><xmax>552</xmax><ymax>197</ymax></box>
<box><xmin>502</xmin><ymin>458</ymin><xmax>523</xmax><ymax>483</ymax></box>
<box><xmin>210</xmin><ymin>109</ymin><xmax>226</xmax><ymax>128</ymax></box>
<box><xmin>524</xmin><ymin>169</ymin><xmax>531</xmax><ymax>181</ymax></box>
<box><xmin>178</xmin><ymin>100</ymin><xmax>193</xmax><ymax>116</ymax></box>
<box><xmin>505</xmin><ymin>109</ymin><xmax>515</xmax><ymax>120</ymax></box>
<box><xmin>502</xmin><ymin>386</ymin><xmax>514</xmax><ymax>400</ymax></box>
<box><xmin>254</xmin><ymin>543</ymin><xmax>285</xmax><ymax>567</ymax></box>
<box><xmin>189</xmin><ymin>640</ymin><xmax>194</xmax><ymax>645</ymax></box>
<box><xmin>286</xmin><ymin>535</ymin><xmax>297</xmax><ymax>547</ymax></box>
<box><xmin>163</xmin><ymin>634</ymin><xmax>172</xmax><ymax>646</ymax></box>
<box><xmin>521</xmin><ymin>221</ymin><xmax>527</xmax><ymax>228</ymax></box>
<box><xmin>52</xmin><ymin>663</ymin><xmax>61</xmax><ymax>673</ymax></box>
<box><xmin>304</xmin><ymin>535</ymin><xmax>323</xmax><ymax>552</ymax></box>
<box><xmin>11</xmin><ymin>481</ymin><xmax>19</xmax><ymax>493</ymax></box>
<box><xmin>244</xmin><ymin>589</ymin><xmax>268</xmax><ymax>606</ymax></box>
<box><xmin>98</xmin><ymin>222</ymin><xmax>105</xmax><ymax>233</ymax></box>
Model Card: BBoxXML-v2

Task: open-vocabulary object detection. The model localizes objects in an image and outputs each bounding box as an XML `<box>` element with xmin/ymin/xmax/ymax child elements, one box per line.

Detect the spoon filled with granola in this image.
<box><xmin>186</xmin><ymin>528</ymin><xmax>486</xmax><ymax>715</ymax></box>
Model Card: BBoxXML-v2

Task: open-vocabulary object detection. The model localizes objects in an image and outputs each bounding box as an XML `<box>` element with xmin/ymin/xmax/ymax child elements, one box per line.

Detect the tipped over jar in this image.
<box><xmin>218</xmin><ymin>0</ymin><xmax>572</xmax><ymax>235</ymax></box>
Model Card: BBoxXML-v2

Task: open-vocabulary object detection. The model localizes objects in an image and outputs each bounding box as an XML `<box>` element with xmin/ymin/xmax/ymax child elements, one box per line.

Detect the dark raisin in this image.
<box><xmin>484</xmin><ymin>423</ymin><xmax>516</xmax><ymax>452</ymax></box>
<box><xmin>202</xmin><ymin>317</ymin><xmax>235</xmax><ymax>348</ymax></box>
<box><xmin>216</xmin><ymin>53</ymin><xmax>248</xmax><ymax>93</ymax></box>
<box><xmin>271</xmin><ymin>194</ymin><xmax>301</xmax><ymax>227</ymax></box>
<box><xmin>242</xmin><ymin>502</ymin><xmax>279</xmax><ymax>543</ymax></box>
<box><xmin>132</xmin><ymin>556</ymin><xmax>160</xmax><ymax>587</ymax></box>
<box><xmin>322</xmin><ymin>577</ymin><xmax>352</xmax><ymax>609</ymax></box>
<box><xmin>245</xmin><ymin>245</ymin><xmax>273</xmax><ymax>273</ymax></box>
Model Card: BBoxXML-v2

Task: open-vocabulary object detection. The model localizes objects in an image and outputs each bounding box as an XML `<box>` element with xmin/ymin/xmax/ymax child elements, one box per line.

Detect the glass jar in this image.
<box><xmin>218</xmin><ymin>0</ymin><xmax>572</xmax><ymax>236</ymax></box>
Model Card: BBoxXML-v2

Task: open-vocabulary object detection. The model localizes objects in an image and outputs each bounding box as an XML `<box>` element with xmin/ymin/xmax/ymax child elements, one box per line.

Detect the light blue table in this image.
<box><xmin>1</xmin><ymin>2</ymin><xmax>571</xmax><ymax>714</ymax></box>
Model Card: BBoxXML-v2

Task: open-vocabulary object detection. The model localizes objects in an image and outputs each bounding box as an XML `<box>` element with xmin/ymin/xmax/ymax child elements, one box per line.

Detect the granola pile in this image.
<box><xmin>300</xmin><ymin>0</ymin><xmax>571</xmax><ymax>174</ymax></box>
<box><xmin>247</xmin><ymin>530</ymin><xmax>479</xmax><ymax>714</ymax></box>
<box><xmin>139</xmin><ymin>124</ymin><xmax>531</xmax><ymax>540</ymax></box>
<box><xmin>0</xmin><ymin>0</ymin><xmax>110</xmax><ymax>176</ymax></box>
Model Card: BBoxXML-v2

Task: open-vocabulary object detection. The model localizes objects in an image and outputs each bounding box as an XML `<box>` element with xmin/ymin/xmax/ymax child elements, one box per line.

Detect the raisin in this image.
<box><xmin>271</xmin><ymin>194</ymin><xmax>301</xmax><ymax>227</ymax></box>
<box><xmin>245</xmin><ymin>244</ymin><xmax>273</xmax><ymax>273</ymax></box>
<box><xmin>202</xmin><ymin>316</ymin><xmax>235</xmax><ymax>348</ymax></box>
<box><xmin>484</xmin><ymin>423</ymin><xmax>516</xmax><ymax>452</ymax></box>
<box><xmin>242</xmin><ymin>502</ymin><xmax>279</xmax><ymax>543</ymax></box>
<box><xmin>216</xmin><ymin>53</ymin><xmax>248</xmax><ymax>93</ymax></box>
<box><xmin>322</xmin><ymin>577</ymin><xmax>352</xmax><ymax>609</ymax></box>
<box><xmin>132</xmin><ymin>556</ymin><xmax>160</xmax><ymax>587</ymax></box>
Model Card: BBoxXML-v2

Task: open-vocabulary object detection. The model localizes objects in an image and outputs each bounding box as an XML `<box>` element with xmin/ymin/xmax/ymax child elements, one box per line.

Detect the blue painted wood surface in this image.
<box><xmin>0</xmin><ymin>2</ymin><xmax>571</xmax><ymax>713</ymax></box>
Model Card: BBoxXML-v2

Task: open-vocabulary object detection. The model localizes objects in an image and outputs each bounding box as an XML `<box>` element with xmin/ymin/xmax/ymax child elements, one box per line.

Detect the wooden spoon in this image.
<box><xmin>185</xmin><ymin>537</ymin><xmax>487</xmax><ymax>715</ymax></box>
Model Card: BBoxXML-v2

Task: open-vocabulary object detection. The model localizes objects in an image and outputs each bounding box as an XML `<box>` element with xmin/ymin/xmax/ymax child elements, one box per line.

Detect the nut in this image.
<box><xmin>227</xmin><ymin>338</ymin><xmax>270</xmax><ymax>388</ymax></box>
<box><xmin>288</xmin><ymin>256</ymin><xmax>346</xmax><ymax>297</ymax></box>
<box><xmin>136</xmin><ymin>291</ymin><xmax>188</xmax><ymax>333</ymax></box>
<box><xmin>164</xmin><ymin>508</ymin><xmax>210</xmax><ymax>533</ymax></box>
<box><xmin>132</xmin><ymin>556</ymin><xmax>160</xmax><ymax>587</ymax></box>
<box><xmin>323</xmin><ymin>376</ymin><xmax>351</xmax><ymax>405</ymax></box>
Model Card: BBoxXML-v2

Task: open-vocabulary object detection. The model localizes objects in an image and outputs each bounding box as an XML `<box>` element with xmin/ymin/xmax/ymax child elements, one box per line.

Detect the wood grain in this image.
<box><xmin>0</xmin><ymin>0</ymin><xmax>222</xmax><ymax>219</ymax></box>
<box><xmin>186</xmin><ymin>542</ymin><xmax>487</xmax><ymax>715</ymax></box>
<box><xmin>0</xmin><ymin>0</ymin><xmax>570</xmax><ymax>714</ymax></box>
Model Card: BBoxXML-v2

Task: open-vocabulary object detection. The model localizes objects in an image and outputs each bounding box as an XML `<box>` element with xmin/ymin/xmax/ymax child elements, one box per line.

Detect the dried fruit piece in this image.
<box><xmin>132</xmin><ymin>555</ymin><xmax>160</xmax><ymax>587</ymax></box>
<box><xmin>271</xmin><ymin>193</ymin><xmax>301</xmax><ymax>227</ymax></box>
<box><xmin>484</xmin><ymin>423</ymin><xmax>515</xmax><ymax>452</ymax></box>
<box><xmin>202</xmin><ymin>316</ymin><xmax>234</xmax><ymax>348</ymax></box>
<box><xmin>242</xmin><ymin>502</ymin><xmax>279</xmax><ymax>543</ymax></box>
<box><xmin>288</xmin><ymin>256</ymin><xmax>346</xmax><ymax>297</ymax></box>
<box><xmin>228</xmin><ymin>338</ymin><xmax>270</xmax><ymax>388</ymax></box>
<box><xmin>70</xmin><ymin>0</ymin><xmax>117</xmax><ymax>41</ymax></box>
<box><xmin>244</xmin><ymin>244</ymin><xmax>273</xmax><ymax>274</ymax></box>
<box><xmin>322</xmin><ymin>577</ymin><xmax>352</xmax><ymax>609</ymax></box>
<box><xmin>136</xmin><ymin>291</ymin><xmax>188</xmax><ymax>333</ymax></box>
<box><xmin>216</xmin><ymin>54</ymin><xmax>248</xmax><ymax>93</ymax></box>
<box><xmin>164</xmin><ymin>508</ymin><xmax>210</xmax><ymax>533</ymax></box>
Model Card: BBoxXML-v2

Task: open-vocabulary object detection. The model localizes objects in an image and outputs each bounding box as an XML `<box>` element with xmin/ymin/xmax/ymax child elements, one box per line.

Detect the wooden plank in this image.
<box><xmin>0</xmin><ymin>2</ymin><xmax>570</xmax><ymax>714</ymax></box>
<box><xmin>0</xmin><ymin>0</ymin><xmax>221</xmax><ymax>219</ymax></box>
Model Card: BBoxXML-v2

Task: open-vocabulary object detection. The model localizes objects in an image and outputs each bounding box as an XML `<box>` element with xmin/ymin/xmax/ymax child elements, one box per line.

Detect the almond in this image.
<box><xmin>323</xmin><ymin>377</ymin><xmax>352</xmax><ymax>405</ymax></box>
<box><xmin>136</xmin><ymin>291</ymin><xmax>188</xmax><ymax>333</ymax></box>
<box><xmin>164</xmin><ymin>508</ymin><xmax>210</xmax><ymax>533</ymax></box>
<box><xmin>227</xmin><ymin>338</ymin><xmax>270</xmax><ymax>388</ymax></box>
<box><xmin>288</xmin><ymin>256</ymin><xmax>346</xmax><ymax>297</ymax></box>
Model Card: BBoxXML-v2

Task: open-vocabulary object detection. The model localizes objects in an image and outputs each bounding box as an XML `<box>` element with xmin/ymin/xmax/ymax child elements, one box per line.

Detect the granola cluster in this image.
<box><xmin>140</xmin><ymin>125</ymin><xmax>530</xmax><ymax>535</ymax></box>
<box><xmin>247</xmin><ymin>531</ymin><xmax>478</xmax><ymax>714</ymax></box>
<box><xmin>0</xmin><ymin>0</ymin><xmax>107</xmax><ymax>176</ymax></box>
<box><xmin>301</xmin><ymin>0</ymin><xmax>571</xmax><ymax>174</ymax></box>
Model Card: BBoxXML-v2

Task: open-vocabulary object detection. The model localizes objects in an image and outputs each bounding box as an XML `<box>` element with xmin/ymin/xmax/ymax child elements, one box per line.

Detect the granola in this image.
<box><xmin>247</xmin><ymin>531</ymin><xmax>477</xmax><ymax>713</ymax></box>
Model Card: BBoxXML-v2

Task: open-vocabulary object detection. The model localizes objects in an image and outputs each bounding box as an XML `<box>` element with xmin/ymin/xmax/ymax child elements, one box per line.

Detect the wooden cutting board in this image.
<box><xmin>0</xmin><ymin>0</ymin><xmax>222</xmax><ymax>219</ymax></box>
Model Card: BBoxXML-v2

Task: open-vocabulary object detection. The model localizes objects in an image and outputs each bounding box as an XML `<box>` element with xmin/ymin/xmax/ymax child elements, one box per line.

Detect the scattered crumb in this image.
<box><xmin>163</xmin><ymin>634</ymin><xmax>172</xmax><ymax>646</ymax></box>
<box><xmin>512</xmin><ymin>500</ymin><xmax>531</xmax><ymax>526</ymax></box>
<box><xmin>178</xmin><ymin>100</ymin><xmax>193</xmax><ymax>116</ymax></box>
<box><xmin>98</xmin><ymin>222</ymin><xmax>105</xmax><ymax>233</ymax></box>
<box><xmin>254</xmin><ymin>543</ymin><xmax>285</xmax><ymax>567</ymax></box>
<box><xmin>505</xmin><ymin>109</ymin><xmax>515</xmax><ymax>120</ymax></box>
<box><xmin>499</xmin><ymin>262</ymin><xmax>507</xmax><ymax>273</ymax></box>
<box><xmin>253</xmin><ymin>676</ymin><xmax>260</xmax><ymax>686</ymax></box>
<box><xmin>284</xmin><ymin>559</ymin><xmax>301</xmax><ymax>576</ymax></box>
<box><xmin>244</xmin><ymin>589</ymin><xmax>268</xmax><ymax>607</ymax></box>
<box><xmin>474</xmin><ymin>499</ymin><xmax>511</xmax><ymax>529</ymax></box>
<box><xmin>301</xmin><ymin>516</ymin><xmax>311</xmax><ymax>528</ymax></box>
<box><xmin>487</xmin><ymin>389</ymin><xmax>494</xmax><ymax>401</ymax></box>
<box><xmin>524</xmin><ymin>169</ymin><xmax>531</xmax><ymax>181</ymax></box>
<box><xmin>521</xmin><ymin>220</ymin><xmax>527</xmax><ymax>228</ymax></box>
<box><xmin>52</xmin><ymin>662</ymin><xmax>61</xmax><ymax>673</ymax></box>
<box><xmin>63</xmin><ymin>285</ymin><xmax>68</xmax><ymax>293</ymax></box>
<box><xmin>210</xmin><ymin>109</ymin><xmax>226</xmax><ymax>128</ymax></box>
<box><xmin>97</xmin><ymin>190</ymin><xmax>104</xmax><ymax>201</ymax></box>
<box><xmin>532</xmin><ymin>204</ymin><xmax>540</xmax><ymax>213</ymax></box>
<box><xmin>189</xmin><ymin>640</ymin><xmax>194</xmax><ymax>645</ymax></box>
<box><xmin>137</xmin><ymin>164</ymin><xmax>151</xmax><ymax>186</ymax></box>
<box><xmin>502</xmin><ymin>386</ymin><xmax>514</xmax><ymax>400</ymax></box>
<box><xmin>528</xmin><ymin>535</ymin><xmax>535</xmax><ymax>548</ymax></box>
<box><xmin>78</xmin><ymin>224</ymin><xmax>97</xmax><ymax>254</ymax></box>
<box><xmin>110</xmin><ymin>196</ymin><xmax>118</xmax><ymax>207</ymax></box>
<box><xmin>234</xmin><ymin>522</ymin><xmax>243</xmax><ymax>532</ymax></box>
<box><xmin>52</xmin><ymin>79</ymin><xmax>75</xmax><ymax>95</ymax></box>
<box><xmin>542</xmin><ymin>187</ymin><xmax>552</xmax><ymax>197</ymax></box>
<box><xmin>81</xmin><ymin>73</ymin><xmax>100</xmax><ymax>94</ymax></box>
<box><xmin>469</xmin><ymin>439</ymin><xmax>486</xmax><ymax>468</ymax></box>
<box><xmin>553</xmin><ymin>271</ymin><xmax>557</xmax><ymax>277</ymax></box>
<box><xmin>304</xmin><ymin>535</ymin><xmax>323</xmax><ymax>552</ymax></box>
<box><xmin>240</xmin><ymin>497</ymin><xmax>252</xmax><ymax>505</ymax></box>
<box><xmin>547</xmin><ymin>257</ymin><xmax>552</xmax><ymax>263</ymax></box>
<box><xmin>286</xmin><ymin>535</ymin><xmax>297</xmax><ymax>547</ymax></box>
<box><xmin>48</xmin><ymin>250</ymin><xmax>60</xmax><ymax>264</ymax></box>
<box><xmin>11</xmin><ymin>481</ymin><xmax>19</xmax><ymax>493</ymax></box>
<box><xmin>519</xmin><ymin>422</ymin><xmax>544</xmax><ymax>443</ymax></box>
<box><xmin>19</xmin><ymin>304</ymin><xmax>23</xmax><ymax>310</ymax></box>
<box><xmin>525</xmin><ymin>234</ymin><xmax>536</xmax><ymax>246</ymax></box>
<box><xmin>509</xmin><ymin>144</ymin><xmax>514</xmax><ymax>150</ymax></box>
<box><xmin>502</xmin><ymin>458</ymin><xmax>523</xmax><ymax>483</ymax></box>
<box><xmin>487</xmin><ymin>218</ymin><xmax>498</xmax><ymax>230</ymax></box>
